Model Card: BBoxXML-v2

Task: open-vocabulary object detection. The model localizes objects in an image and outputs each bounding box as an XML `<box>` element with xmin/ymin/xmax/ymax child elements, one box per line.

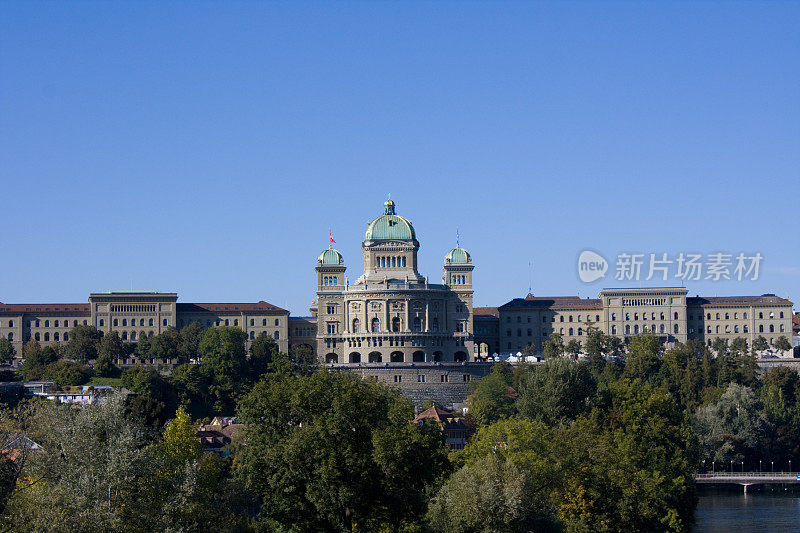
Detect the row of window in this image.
<box><xmin>323</xmin><ymin>276</ymin><xmax>339</xmax><ymax>286</ymax></box>
<box><xmin>23</xmin><ymin>319</ymin><xmax>88</xmax><ymax>329</ymax></box>
<box><xmin>248</xmin><ymin>331</ymin><xmax>280</xmax><ymax>340</ymax></box>
<box><xmin>451</xmin><ymin>275</ymin><xmax>467</xmax><ymax>285</ymax></box>
<box><xmin>376</xmin><ymin>256</ymin><xmax>407</xmax><ymax>268</ymax></box>
<box><xmin>505</xmin><ymin>310</ymin><xmax>788</xmax><ymax>324</ymax></box>
<box><xmin>293</xmin><ymin>327</ymin><xmax>313</xmax><ymax>337</ymax></box>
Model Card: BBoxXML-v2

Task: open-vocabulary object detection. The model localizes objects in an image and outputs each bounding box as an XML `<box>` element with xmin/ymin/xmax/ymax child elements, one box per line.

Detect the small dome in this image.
<box><xmin>318</xmin><ymin>248</ymin><xmax>343</xmax><ymax>265</ymax></box>
<box><xmin>445</xmin><ymin>246</ymin><xmax>471</xmax><ymax>264</ymax></box>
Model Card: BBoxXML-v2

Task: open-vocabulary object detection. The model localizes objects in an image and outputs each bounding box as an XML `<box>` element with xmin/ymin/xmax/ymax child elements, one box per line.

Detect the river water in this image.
<box><xmin>694</xmin><ymin>489</ymin><xmax>800</xmax><ymax>532</ymax></box>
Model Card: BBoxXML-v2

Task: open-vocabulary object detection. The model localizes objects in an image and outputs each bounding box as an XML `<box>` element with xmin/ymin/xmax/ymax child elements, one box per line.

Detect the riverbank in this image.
<box><xmin>694</xmin><ymin>489</ymin><xmax>800</xmax><ymax>532</ymax></box>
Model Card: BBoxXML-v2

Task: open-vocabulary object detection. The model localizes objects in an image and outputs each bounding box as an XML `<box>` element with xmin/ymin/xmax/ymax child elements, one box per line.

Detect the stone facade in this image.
<box><xmin>314</xmin><ymin>197</ymin><xmax>474</xmax><ymax>365</ymax></box>
<box><xmin>493</xmin><ymin>287</ymin><xmax>794</xmax><ymax>355</ymax></box>
<box><xmin>0</xmin><ymin>292</ymin><xmax>290</xmax><ymax>365</ymax></box>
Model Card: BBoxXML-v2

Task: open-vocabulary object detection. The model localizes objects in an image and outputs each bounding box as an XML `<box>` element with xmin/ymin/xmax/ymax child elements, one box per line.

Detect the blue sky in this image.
<box><xmin>1</xmin><ymin>2</ymin><xmax>798</xmax><ymax>315</ymax></box>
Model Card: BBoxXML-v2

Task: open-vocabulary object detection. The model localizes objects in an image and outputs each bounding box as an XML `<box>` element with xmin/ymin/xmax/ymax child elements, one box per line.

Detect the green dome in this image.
<box><xmin>445</xmin><ymin>246</ymin><xmax>471</xmax><ymax>264</ymax></box>
<box><xmin>365</xmin><ymin>196</ymin><xmax>416</xmax><ymax>241</ymax></box>
<box><xmin>365</xmin><ymin>214</ymin><xmax>416</xmax><ymax>241</ymax></box>
<box><xmin>318</xmin><ymin>248</ymin><xmax>343</xmax><ymax>265</ymax></box>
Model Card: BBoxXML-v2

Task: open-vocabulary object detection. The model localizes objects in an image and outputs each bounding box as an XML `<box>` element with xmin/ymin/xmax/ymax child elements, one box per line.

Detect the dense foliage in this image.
<box><xmin>1</xmin><ymin>326</ymin><xmax>798</xmax><ymax>532</ymax></box>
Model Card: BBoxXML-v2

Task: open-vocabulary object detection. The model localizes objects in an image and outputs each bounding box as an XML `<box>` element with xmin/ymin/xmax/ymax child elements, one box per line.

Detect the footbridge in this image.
<box><xmin>696</xmin><ymin>472</ymin><xmax>800</xmax><ymax>492</ymax></box>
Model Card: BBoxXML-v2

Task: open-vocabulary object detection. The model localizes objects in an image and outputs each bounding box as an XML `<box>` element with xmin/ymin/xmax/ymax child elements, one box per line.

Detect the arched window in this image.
<box><xmin>780</xmin><ymin>324</ymin><xmax>785</xmax><ymax>333</ymax></box>
<box><xmin>234</xmin><ymin>319</ymin><xmax>239</xmax><ymax>326</ymax></box>
<box><xmin>634</xmin><ymin>313</ymin><xmax>638</xmax><ymax>320</ymax></box>
<box><xmin>560</xmin><ymin>328</ymin><xmax>564</xmax><ymax>334</ymax></box>
<box><xmin>35</xmin><ymin>332</ymin><xmax>40</xmax><ymax>341</ymax></box>
<box><xmin>412</xmin><ymin>317</ymin><xmax>421</xmax><ymax>332</ymax></box>
<box><xmin>263</xmin><ymin>319</ymin><xmax>267</xmax><ymax>326</ymax></box>
<box><xmin>73</xmin><ymin>320</ymin><xmax>78</xmax><ymax>327</ymax></box>
<box><xmin>744</xmin><ymin>325</ymin><xmax>749</xmax><ymax>333</ymax></box>
<box><xmin>707</xmin><ymin>313</ymin><xmax>711</xmax><ymax>320</ymax></box>
<box><xmin>402</xmin><ymin>257</ymin><xmax>407</xmax><ymax>267</ymax></box>
<box><xmin>725</xmin><ymin>313</ymin><xmax>729</xmax><ymax>320</ymax></box>
<box><xmin>7</xmin><ymin>320</ymin><xmax>11</xmax><ymax>328</ymax></box>
<box><xmin>122</xmin><ymin>332</ymin><xmax>127</xmax><ymax>340</ymax></box>
<box><xmin>371</xmin><ymin>318</ymin><xmax>380</xmax><ymax>333</ymax></box>
<box><xmin>250</xmin><ymin>319</ymin><xmax>254</xmax><ymax>326</ymax></box>
<box><xmin>392</xmin><ymin>317</ymin><xmax>401</xmax><ymax>332</ymax></box>
<box><xmin>527</xmin><ymin>328</ymin><xmax>532</xmax><ymax>336</ymax></box>
<box><xmin>352</xmin><ymin>318</ymin><xmax>360</xmax><ymax>333</ymax></box>
<box><xmin>578</xmin><ymin>328</ymin><xmax>583</xmax><ymax>336</ymax></box>
<box><xmin>734</xmin><ymin>325</ymin><xmax>739</xmax><ymax>333</ymax></box>
<box><xmin>140</xmin><ymin>319</ymin><xmax>145</xmax><ymax>326</ymax></box>
<box><xmin>611</xmin><ymin>325</ymin><xmax>617</xmax><ymax>334</ymax></box>
<box><xmin>743</xmin><ymin>313</ymin><xmax>747</xmax><ymax>319</ymax></box>
<box><xmin>674</xmin><ymin>312</ymin><xmax>679</xmax><ymax>320</ymax></box>
<box><xmin>131</xmin><ymin>331</ymin><xmax>136</xmax><ymax>340</ymax></box>
<box><xmin>274</xmin><ymin>331</ymin><xmax>280</xmax><ymax>340</ymax></box>
<box><xmin>431</xmin><ymin>318</ymin><xmax>439</xmax><ymax>332</ymax></box>
<box><xmin>44</xmin><ymin>332</ymin><xmax>49</xmax><ymax>341</ymax></box>
<box><xmin>569</xmin><ymin>328</ymin><xmax>574</xmax><ymax>336</ymax></box>
<box><xmin>275</xmin><ymin>319</ymin><xmax>279</xmax><ymax>326</ymax></box>
<box><xmin>596</xmin><ymin>315</ymin><xmax>600</xmax><ymax>322</ymax></box>
<box><xmin>660</xmin><ymin>324</ymin><xmax>665</xmax><ymax>333</ymax></box>
<box><xmin>7</xmin><ymin>333</ymin><xmax>12</xmax><ymax>342</ymax></box>
<box><xmin>780</xmin><ymin>312</ymin><xmax>784</xmax><ymax>319</ymax></box>
<box><xmin>54</xmin><ymin>332</ymin><xmax>59</xmax><ymax>341</ymax></box>
<box><xmin>769</xmin><ymin>325</ymin><xmax>774</xmax><ymax>333</ymax></box>
<box><xmin>611</xmin><ymin>313</ymin><xmax>616</xmax><ymax>321</ymax></box>
<box><xmin>625</xmin><ymin>325</ymin><xmax>630</xmax><ymax>335</ymax></box>
<box><xmin>113</xmin><ymin>319</ymin><xmax>118</xmax><ymax>326</ymax></box>
<box><xmin>674</xmin><ymin>324</ymin><xmax>679</xmax><ymax>334</ymax></box>
<box><xmin>44</xmin><ymin>320</ymin><xmax>49</xmax><ymax>328</ymax></box>
<box><xmin>569</xmin><ymin>315</ymin><xmax>573</xmax><ymax>322</ymax></box>
<box><xmin>250</xmin><ymin>331</ymin><xmax>255</xmax><ymax>339</ymax></box>
<box><xmin>99</xmin><ymin>319</ymin><xmax>104</xmax><ymax>327</ymax></box>
<box><xmin>149</xmin><ymin>318</ymin><xmax>154</xmax><ymax>326</ymax></box>
<box><xmin>54</xmin><ymin>320</ymin><xmax>59</xmax><ymax>328</ymax></box>
<box><xmin>716</xmin><ymin>326</ymin><xmax>720</xmax><ymax>333</ymax></box>
<box><xmin>625</xmin><ymin>313</ymin><xmax>630</xmax><ymax>320</ymax></box>
<box><xmin>759</xmin><ymin>312</ymin><xmax>763</xmax><ymax>319</ymax></box>
<box><xmin>122</xmin><ymin>319</ymin><xmax>127</xmax><ymax>327</ymax></box>
<box><xmin>224</xmin><ymin>319</ymin><xmax>229</xmax><ymax>326</ymax></box>
<box><xmin>560</xmin><ymin>316</ymin><xmax>564</xmax><ymax>322</ymax></box>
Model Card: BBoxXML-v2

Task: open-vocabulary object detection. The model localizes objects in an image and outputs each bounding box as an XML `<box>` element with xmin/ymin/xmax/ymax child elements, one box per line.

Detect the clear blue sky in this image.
<box><xmin>1</xmin><ymin>2</ymin><xmax>798</xmax><ymax>315</ymax></box>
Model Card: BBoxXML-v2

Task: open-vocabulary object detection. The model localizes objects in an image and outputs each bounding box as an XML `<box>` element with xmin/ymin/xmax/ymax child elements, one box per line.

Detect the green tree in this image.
<box><xmin>464</xmin><ymin>364</ymin><xmax>516</xmax><ymax>429</ymax></box>
<box><xmin>623</xmin><ymin>332</ymin><xmax>663</xmax><ymax>382</ymax></box>
<box><xmin>237</xmin><ymin>371</ymin><xmax>450</xmax><ymax>531</ymax></box>
<box><xmin>516</xmin><ymin>358</ymin><xmax>596</xmax><ymax>426</ymax></box>
<box><xmin>248</xmin><ymin>331</ymin><xmax>279</xmax><ymax>376</ymax></box>
<box><xmin>752</xmin><ymin>335</ymin><xmax>769</xmax><ymax>354</ymax></box>
<box><xmin>198</xmin><ymin>326</ymin><xmax>249</xmax><ymax>413</ymax></box>
<box><xmin>564</xmin><ymin>339</ymin><xmax>581</xmax><ymax>358</ymax></box>
<box><xmin>775</xmin><ymin>336</ymin><xmax>792</xmax><ymax>353</ymax></box>
<box><xmin>63</xmin><ymin>325</ymin><xmax>101</xmax><ymax>363</ymax></box>
<box><xmin>38</xmin><ymin>360</ymin><xmax>92</xmax><ymax>387</ymax></box>
<box><xmin>693</xmin><ymin>383</ymin><xmax>765</xmax><ymax>465</ymax></box>
<box><xmin>0</xmin><ymin>339</ymin><xmax>15</xmax><ymax>366</ymax></box>
<box><xmin>179</xmin><ymin>322</ymin><xmax>205</xmax><ymax>362</ymax></box>
<box><xmin>542</xmin><ymin>332</ymin><xmax>565</xmax><ymax>359</ymax></box>
<box><xmin>149</xmin><ymin>328</ymin><xmax>181</xmax><ymax>361</ymax></box>
<box><xmin>427</xmin><ymin>454</ymin><xmax>556</xmax><ymax>533</ymax></box>
<box><xmin>2</xmin><ymin>395</ymin><xmax>151</xmax><ymax>531</ymax></box>
<box><xmin>521</xmin><ymin>342</ymin><xmax>537</xmax><ymax>356</ymax></box>
<box><xmin>121</xmin><ymin>365</ymin><xmax>174</xmax><ymax>426</ymax></box>
<box><xmin>95</xmin><ymin>331</ymin><xmax>124</xmax><ymax>377</ymax></box>
<box><xmin>584</xmin><ymin>327</ymin><xmax>607</xmax><ymax>373</ymax></box>
<box><xmin>559</xmin><ymin>380</ymin><xmax>698</xmax><ymax>532</ymax></box>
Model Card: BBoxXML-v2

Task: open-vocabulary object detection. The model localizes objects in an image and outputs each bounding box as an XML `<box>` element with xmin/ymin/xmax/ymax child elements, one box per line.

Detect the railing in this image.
<box><xmin>696</xmin><ymin>472</ymin><xmax>800</xmax><ymax>482</ymax></box>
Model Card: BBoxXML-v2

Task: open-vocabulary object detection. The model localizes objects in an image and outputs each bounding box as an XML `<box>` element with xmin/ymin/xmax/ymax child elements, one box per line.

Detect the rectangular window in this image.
<box><xmin>417</xmin><ymin>375</ymin><xmax>425</xmax><ymax>383</ymax></box>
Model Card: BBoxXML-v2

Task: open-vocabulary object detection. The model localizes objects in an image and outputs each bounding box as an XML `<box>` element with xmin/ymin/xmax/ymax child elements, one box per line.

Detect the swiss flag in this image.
<box><xmin>329</xmin><ymin>232</ymin><xmax>336</xmax><ymax>244</ymax></box>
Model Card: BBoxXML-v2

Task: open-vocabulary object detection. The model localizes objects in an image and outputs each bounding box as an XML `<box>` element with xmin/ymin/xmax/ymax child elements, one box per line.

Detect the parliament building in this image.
<box><xmin>0</xmin><ymin>197</ymin><xmax>795</xmax><ymax>373</ymax></box>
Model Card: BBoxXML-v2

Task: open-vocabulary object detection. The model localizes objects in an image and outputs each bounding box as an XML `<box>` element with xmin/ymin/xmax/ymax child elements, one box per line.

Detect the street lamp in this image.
<box><xmin>742</xmin><ymin>461</ymin><xmax>744</xmax><ymax>473</ymax></box>
<box><xmin>712</xmin><ymin>461</ymin><xmax>715</xmax><ymax>474</ymax></box>
<box><xmin>772</xmin><ymin>461</ymin><xmax>774</xmax><ymax>473</ymax></box>
<box><xmin>731</xmin><ymin>460</ymin><xmax>733</xmax><ymax>473</ymax></box>
<box><xmin>790</xmin><ymin>460</ymin><xmax>792</xmax><ymax>473</ymax></box>
<box><xmin>760</xmin><ymin>460</ymin><xmax>762</xmax><ymax>472</ymax></box>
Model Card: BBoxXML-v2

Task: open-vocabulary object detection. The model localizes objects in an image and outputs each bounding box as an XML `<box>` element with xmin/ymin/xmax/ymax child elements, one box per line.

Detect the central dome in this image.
<box><xmin>364</xmin><ymin>196</ymin><xmax>416</xmax><ymax>241</ymax></box>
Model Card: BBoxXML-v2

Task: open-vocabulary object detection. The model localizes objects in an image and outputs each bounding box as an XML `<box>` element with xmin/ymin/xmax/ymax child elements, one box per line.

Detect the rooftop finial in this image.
<box><xmin>384</xmin><ymin>194</ymin><xmax>395</xmax><ymax>215</ymax></box>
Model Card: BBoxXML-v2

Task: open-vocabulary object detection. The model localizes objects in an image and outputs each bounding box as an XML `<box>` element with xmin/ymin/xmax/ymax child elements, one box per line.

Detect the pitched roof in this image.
<box><xmin>687</xmin><ymin>295</ymin><xmax>793</xmax><ymax>306</ymax></box>
<box><xmin>414</xmin><ymin>407</ymin><xmax>467</xmax><ymax>431</ymax></box>
<box><xmin>176</xmin><ymin>301</ymin><xmax>287</xmax><ymax>313</ymax></box>
<box><xmin>0</xmin><ymin>303</ymin><xmax>90</xmax><ymax>314</ymax></box>
<box><xmin>793</xmin><ymin>313</ymin><xmax>800</xmax><ymax>332</ymax></box>
<box><xmin>473</xmin><ymin>307</ymin><xmax>499</xmax><ymax>318</ymax></box>
<box><xmin>500</xmin><ymin>296</ymin><xmax>602</xmax><ymax>310</ymax></box>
